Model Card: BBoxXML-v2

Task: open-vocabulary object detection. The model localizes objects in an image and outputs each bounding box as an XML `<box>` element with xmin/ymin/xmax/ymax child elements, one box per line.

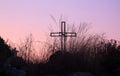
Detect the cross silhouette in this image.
<box><xmin>50</xmin><ymin>21</ymin><xmax>77</xmax><ymax>52</ymax></box>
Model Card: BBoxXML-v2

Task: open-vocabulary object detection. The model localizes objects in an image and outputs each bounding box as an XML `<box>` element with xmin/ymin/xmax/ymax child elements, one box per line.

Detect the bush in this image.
<box><xmin>0</xmin><ymin>36</ymin><xmax>12</xmax><ymax>62</ymax></box>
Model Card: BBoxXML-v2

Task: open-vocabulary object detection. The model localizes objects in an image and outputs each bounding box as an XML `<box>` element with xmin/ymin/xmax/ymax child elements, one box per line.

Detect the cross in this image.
<box><xmin>50</xmin><ymin>21</ymin><xmax>77</xmax><ymax>52</ymax></box>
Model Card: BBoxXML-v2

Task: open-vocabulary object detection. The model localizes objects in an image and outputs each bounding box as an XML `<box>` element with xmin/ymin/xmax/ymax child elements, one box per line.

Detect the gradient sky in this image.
<box><xmin>0</xmin><ymin>0</ymin><xmax>120</xmax><ymax>44</ymax></box>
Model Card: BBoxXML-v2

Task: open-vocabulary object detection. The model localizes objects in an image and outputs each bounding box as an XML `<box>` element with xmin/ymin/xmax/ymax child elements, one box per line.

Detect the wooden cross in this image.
<box><xmin>50</xmin><ymin>21</ymin><xmax>77</xmax><ymax>52</ymax></box>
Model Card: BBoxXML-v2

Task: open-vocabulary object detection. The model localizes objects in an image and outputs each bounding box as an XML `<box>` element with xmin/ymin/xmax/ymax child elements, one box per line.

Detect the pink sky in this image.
<box><xmin>0</xmin><ymin>0</ymin><xmax>120</xmax><ymax>44</ymax></box>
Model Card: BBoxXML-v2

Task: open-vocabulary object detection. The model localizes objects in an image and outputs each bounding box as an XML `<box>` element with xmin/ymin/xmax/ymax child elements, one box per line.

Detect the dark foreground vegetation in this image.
<box><xmin>0</xmin><ymin>25</ymin><xmax>120</xmax><ymax>76</ymax></box>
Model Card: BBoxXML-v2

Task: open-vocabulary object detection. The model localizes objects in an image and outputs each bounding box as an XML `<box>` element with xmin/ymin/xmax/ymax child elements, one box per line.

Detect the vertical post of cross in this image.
<box><xmin>61</xmin><ymin>21</ymin><xmax>66</xmax><ymax>52</ymax></box>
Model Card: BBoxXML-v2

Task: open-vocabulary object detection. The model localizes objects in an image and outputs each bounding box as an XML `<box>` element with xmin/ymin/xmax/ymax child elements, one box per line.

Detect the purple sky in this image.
<box><xmin>0</xmin><ymin>0</ymin><xmax>120</xmax><ymax>44</ymax></box>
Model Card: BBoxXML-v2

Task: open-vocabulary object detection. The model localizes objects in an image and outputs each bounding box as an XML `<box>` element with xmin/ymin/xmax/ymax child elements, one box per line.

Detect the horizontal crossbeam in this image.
<box><xmin>65</xmin><ymin>32</ymin><xmax>77</xmax><ymax>37</ymax></box>
<box><xmin>50</xmin><ymin>32</ymin><xmax>61</xmax><ymax>37</ymax></box>
<box><xmin>50</xmin><ymin>32</ymin><xmax>77</xmax><ymax>37</ymax></box>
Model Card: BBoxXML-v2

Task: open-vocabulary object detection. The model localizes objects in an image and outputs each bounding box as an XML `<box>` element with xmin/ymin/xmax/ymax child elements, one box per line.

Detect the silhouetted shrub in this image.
<box><xmin>0</xmin><ymin>36</ymin><xmax>12</xmax><ymax>62</ymax></box>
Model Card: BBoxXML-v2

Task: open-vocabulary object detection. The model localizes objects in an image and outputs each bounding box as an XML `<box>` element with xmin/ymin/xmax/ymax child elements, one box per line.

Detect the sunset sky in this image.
<box><xmin>0</xmin><ymin>0</ymin><xmax>120</xmax><ymax>44</ymax></box>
